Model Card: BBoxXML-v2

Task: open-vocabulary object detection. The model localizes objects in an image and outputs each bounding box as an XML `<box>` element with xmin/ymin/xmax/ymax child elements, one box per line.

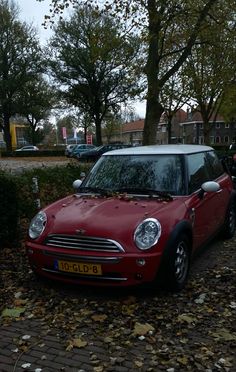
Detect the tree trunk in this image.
<box><xmin>3</xmin><ymin>113</ymin><xmax>12</xmax><ymax>151</ymax></box>
<box><xmin>143</xmin><ymin>99</ymin><xmax>163</xmax><ymax>145</ymax></box>
<box><xmin>167</xmin><ymin>117</ymin><xmax>172</xmax><ymax>144</ymax></box>
<box><xmin>84</xmin><ymin>126</ymin><xmax>87</xmax><ymax>143</ymax></box>
<box><xmin>143</xmin><ymin>0</ymin><xmax>163</xmax><ymax>145</ymax></box>
<box><xmin>203</xmin><ymin>120</ymin><xmax>212</xmax><ymax>145</ymax></box>
<box><xmin>143</xmin><ymin>0</ymin><xmax>218</xmax><ymax>146</ymax></box>
<box><xmin>95</xmin><ymin>117</ymin><xmax>102</xmax><ymax>145</ymax></box>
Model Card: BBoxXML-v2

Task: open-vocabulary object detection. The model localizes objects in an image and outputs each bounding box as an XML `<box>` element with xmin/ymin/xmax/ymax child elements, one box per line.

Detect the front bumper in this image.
<box><xmin>26</xmin><ymin>241</ymin><xmax>163</xmax><ymax>287</ymax></box>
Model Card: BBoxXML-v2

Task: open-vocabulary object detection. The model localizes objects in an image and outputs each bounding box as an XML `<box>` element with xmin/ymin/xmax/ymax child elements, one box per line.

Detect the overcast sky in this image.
<box><xmin>18</xmin><ymin>0</ymin><xmax>53</xmax><ymax>43</ymax></box>
<box><xmin>17</xmin><ymin>0</ymin><xmax>146</xmax><ymax>118</ymax></box>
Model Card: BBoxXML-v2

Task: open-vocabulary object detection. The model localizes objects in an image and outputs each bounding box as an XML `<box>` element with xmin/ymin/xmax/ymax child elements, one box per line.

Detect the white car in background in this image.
<box><xmin>65</xmin><ymin>144</ymin><xmax>77</xmax><ymax>157</ymax></box>
<box><xmin>15</xmin><ymin>145</ymin><xmax>39</xmax><ymax>151</ymax></box>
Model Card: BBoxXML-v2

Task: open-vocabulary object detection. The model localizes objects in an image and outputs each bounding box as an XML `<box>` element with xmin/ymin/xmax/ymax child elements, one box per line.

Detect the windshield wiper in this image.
<box><xmin>114</xmin><ymin>187</ymin><xmax>173</xmax><ymax>200</ymax></box>
<box><xmin>78</xmin><ymin>186</ymin><xmax>113</xmax><ymax>196</ymax></box>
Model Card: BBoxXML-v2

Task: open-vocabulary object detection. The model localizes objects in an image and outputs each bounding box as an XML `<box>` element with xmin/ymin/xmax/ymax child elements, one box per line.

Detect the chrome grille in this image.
<box><xmin>44</xmin><ymin>234</ymin><xmax>124</xmax><ymax>253</ymax></box>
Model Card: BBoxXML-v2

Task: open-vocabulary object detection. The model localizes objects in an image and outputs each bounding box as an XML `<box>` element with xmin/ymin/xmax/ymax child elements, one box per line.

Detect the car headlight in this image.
<box><xmin>134</xmin><ymin>218</ymin><xmax>161</xmax><ymax>250</ymax></box>
<box><xmin>29</xmin><ymin>211</ymin><xmax>47</xmax><ymax>239</ymax></box>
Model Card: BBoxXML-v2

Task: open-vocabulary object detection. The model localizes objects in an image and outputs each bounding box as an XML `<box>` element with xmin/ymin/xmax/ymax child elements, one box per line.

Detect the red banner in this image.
<box><xmin>86</xmin><ymin>134</ymin><xmax>93</xmax><ymax>144</ymax></box>
<box><xmin>62</xmin><ymin>127</ymin><xmax>67</xmax><ymax>139</ymax></box>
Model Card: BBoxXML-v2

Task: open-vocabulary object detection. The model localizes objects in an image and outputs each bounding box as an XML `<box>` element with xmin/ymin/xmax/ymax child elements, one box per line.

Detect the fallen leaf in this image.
<box><xmin>177</xmin><ymin>356</ymin><xmax>188</xmax><ymax>365</ymax></box>
<box><xmin>1</xmin><ymin>307</ymin><xmax>25</xmax><ymax>318</ymax></box>
<box><xmin>133</xmin><ymin>322</ymin><xmax>155</xmax><ymax>336</ymax></box>
<box><xmin>91</xmin><ymin>314</ymin><xmax>107</xmax><ymax>322</ymax></box>
<box><xmin>21</xmin><ymin>363</ymin><xmax>31</xmax><ymax>369</ymax></box>
<box><xmin>72</xmin><ymin>338</ymin><xmax>87</xmax><ymax>348</ymax></box>
<box><xmin>94</xmin><ymin>367</ymin><xmax>104</xmax><ymax>372</ymax></box>
<box><xmin>22</xmin><ymin>335</ymin><xmax>31</xmax><ymax>340</ymax></box>
<box><xmin>177</xmin><ymin>314</ymin><xmax>196</xmax><ymax>324</ymax></box>
<box><xmin>210</xmin><ymin>328</ymin><xmax>236</xmax><ymax>341</ymax></box>
<box><xmin>134</xmin><ymin>360</ymin><xmax>143</xmax><ymax>367</ymax></box>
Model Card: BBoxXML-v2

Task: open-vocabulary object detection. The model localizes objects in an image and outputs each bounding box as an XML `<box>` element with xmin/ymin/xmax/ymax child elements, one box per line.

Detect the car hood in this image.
<box><xmin>40</xmin><ymin>194</ymin><xmax>183</xmax><ymax>247</ymax></box>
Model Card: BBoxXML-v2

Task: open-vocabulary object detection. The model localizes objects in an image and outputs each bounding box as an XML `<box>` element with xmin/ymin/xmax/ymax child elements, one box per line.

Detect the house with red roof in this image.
<box><xmin>102</xmin><ymin>108</ymin><xmax>236</xmax><ymax>145</ymax></box>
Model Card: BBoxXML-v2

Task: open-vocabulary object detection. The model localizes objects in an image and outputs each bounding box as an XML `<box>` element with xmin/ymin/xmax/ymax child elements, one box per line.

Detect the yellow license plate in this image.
<box><xmin>57</xmin><ymin>260</ymin><xmax>102</xmax><ymax>276</ymax></box>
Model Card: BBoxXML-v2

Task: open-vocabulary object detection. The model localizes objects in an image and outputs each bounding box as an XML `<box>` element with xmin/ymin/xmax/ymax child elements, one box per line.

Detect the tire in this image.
<box><xmin>222</xmin><ymin>200</ymin><xmax>236</xmax><ymax>239</ymax></box>
<box><xmin>158</xmin><ymin>234</ymin><xmax>191</xmax><ymax>292</ymax></box>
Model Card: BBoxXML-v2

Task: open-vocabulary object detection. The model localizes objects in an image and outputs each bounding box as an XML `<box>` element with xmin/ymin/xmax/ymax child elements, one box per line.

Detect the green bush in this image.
<box><xmin>1</xmin><ymin>150</ymin><xmax>65</xmax><ymax>157</ymax></box>
<box><xmin>16</xmin><ymin>162</ymin><xmax>92</xmax><ymax>218</ymax></box>
<box><xmin>0</xmin><ymin>171</ymin><xmax>18</xmax><ymax>246</ymax></box>
<box><xmin>0</xmin><ymin>163</ymin><xmax>92</xmax><ymax>246</ymax></box>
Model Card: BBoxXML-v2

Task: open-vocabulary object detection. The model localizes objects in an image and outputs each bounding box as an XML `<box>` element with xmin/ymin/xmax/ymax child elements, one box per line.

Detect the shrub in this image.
<box><xmin>0</xmin><ymin>171</ymin><xmax>18</xmax><ymax>246</ymax></box>
<box><xmin>16</xmin><ymin>162</ymin><xmax>92</xmax><ymax>218</ymax></box>
<box><xmin>0</xmin><ymin>162</ymin><xmax>92</xmax><ymax>246</ymax></box>
<box><xmin>1</xmin><ymin>150</ymin><xmax>65</xmax><ymax>157</ymax></box>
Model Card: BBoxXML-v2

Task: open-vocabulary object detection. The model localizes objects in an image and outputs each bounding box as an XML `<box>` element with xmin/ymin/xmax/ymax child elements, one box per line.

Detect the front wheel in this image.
<box><xmin>158</xmin><ymin>234</ymin><xmax>191</xmax><ymax>292</ymax></box>
<box><xmin>222</xmin><ymin>200</ymin><xmax>236</xmax><ymax>239</ymax></box>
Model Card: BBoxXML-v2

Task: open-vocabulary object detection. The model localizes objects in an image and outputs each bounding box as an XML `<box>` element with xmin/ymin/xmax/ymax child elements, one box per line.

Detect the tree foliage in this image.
<box><xmin>40</xmin><ymin>0</ymin><xmax>223</xmax><ymax>145</ymax></box>
<box><xmin>220</xmin><ymin>85</ymin><xmax>236</xmax><ymax>125</ymax></box>
<box><xmin>160</xmin><ymin>67</ymin><xmax>191</xmax><ymax>143</ymax></box>
<box><xmin>0</xmin><ymin>0</ymin><xmax>44</xmax><ymax>150</ymax></box>
<box><xmin>184</xmin><ymin>2</ymin><xmax>236</xmax><ymax>144</ymax></box>
<box><xmin>16</xmin><ymin>76</ymin><xmax>56</xmax><ymax>145</ymax></box>
<box><xmin>49</xmin><ymin>4</ymin><xmax>141</xmax><ymax>145</ymax></box>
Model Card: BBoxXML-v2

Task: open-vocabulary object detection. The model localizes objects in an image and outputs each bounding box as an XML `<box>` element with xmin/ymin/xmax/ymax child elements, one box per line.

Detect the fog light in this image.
<box><xmin>136</xmin><ymin>258</ymin><xmax>146</xmax><ymax>266</ymax></box>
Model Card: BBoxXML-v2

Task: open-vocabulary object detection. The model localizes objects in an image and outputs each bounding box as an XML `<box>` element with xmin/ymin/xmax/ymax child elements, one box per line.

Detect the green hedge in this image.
<box><xmin>0</xmin><ymin>163</ymin><xmax>92</xmax><ymax>246</ymax></box>
<box><xmin>0</xmin><ymin>171</ymin><xmax>18</xmax><ymax>246</ymax></box>
<box><xmin>1</xmin><ymin>150</ymin><xmax>65</xmax><ymax>157</ymax></box>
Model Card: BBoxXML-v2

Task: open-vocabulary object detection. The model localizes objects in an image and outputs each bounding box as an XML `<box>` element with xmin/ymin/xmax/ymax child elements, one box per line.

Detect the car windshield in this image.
<box><xmin>82</xmin><ymin>154</ymin><xmax>185</xmax><ymax>196</ymax></box>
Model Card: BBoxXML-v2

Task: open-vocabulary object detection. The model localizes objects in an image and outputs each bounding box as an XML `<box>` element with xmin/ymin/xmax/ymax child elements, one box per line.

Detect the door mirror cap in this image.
<box><xmin>201</xmin><ymin>181</ymin><xmax>220</xmax><ymax>193</ymax></box>
<box><xmin>73</xmin><ymin>179</ymin><xmax>82</xmax><ymax>191</ymax></box>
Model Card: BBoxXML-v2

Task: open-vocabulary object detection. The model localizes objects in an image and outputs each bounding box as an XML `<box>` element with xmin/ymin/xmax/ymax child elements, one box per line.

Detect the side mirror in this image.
<box><xmin>198</xmin><ymin>181</ymin><xmax>220</xmax><ymax>199</ymax></box>
<box><xmin>73</xmin><ymin>179</ymin><xmax>82</xmax><ymax>191</ymax></box>
<box><xmin>201</xmin><ymin>181</ymin><xmax>220</xmax><ymax>193</ymax></box>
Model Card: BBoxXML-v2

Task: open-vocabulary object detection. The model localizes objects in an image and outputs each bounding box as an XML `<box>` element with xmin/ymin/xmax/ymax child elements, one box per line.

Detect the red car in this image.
<box><xmin>26</xmin><ymin>145</ymin><xmax>236</xmax><ymax>291</ymax></box>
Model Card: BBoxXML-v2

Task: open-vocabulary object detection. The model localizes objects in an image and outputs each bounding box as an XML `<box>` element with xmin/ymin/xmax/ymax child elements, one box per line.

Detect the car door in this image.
<box><xmin>205</xmin><ymin>151</ymin><xmax>231</xmax><ymax>230</ymax></box>
<box><xmin>184</xmin><ymin>152</ymin><xmax>219</xmax><ymax>249</ymax></box>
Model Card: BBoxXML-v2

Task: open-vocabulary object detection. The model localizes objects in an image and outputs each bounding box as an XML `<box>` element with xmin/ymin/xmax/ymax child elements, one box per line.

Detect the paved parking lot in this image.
<box><xmin>0</xmin><ymin>236</ymin><xmax>235</xmax><ymax>372</ymax></box>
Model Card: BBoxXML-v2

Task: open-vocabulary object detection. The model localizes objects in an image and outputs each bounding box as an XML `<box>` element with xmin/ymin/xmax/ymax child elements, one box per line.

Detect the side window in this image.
<box><xmin>187</xmin><ymin>153</ymin><xmax>210</xmax><ymax>193</ymax></box>
<box><xmin>205</xmin><ymin>151</ymin><xmax>224</xmax><ymax>179</ymax></box>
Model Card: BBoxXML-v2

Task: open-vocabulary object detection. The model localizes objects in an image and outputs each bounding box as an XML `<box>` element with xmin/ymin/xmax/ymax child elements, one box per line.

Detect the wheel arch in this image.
<box><xmin>161</xmin><ymin>220</ymin><xmax>193</xmax><ymax>260</ymax></box>
<box><xmin>155</xmin><ymin>220</ymin><xmax>193</xmax><ymax>291</ymax></box>
<box><xmin>228</xmin><ymin>189</ymin><xmax>236</xmax><ymax>208</ymax></box>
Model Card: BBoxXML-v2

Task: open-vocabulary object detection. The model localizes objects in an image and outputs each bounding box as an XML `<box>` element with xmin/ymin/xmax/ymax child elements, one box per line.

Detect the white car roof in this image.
<box><xmin>103</xmin><ymin>144</ymin><xmax>214</xmax><ymax>156</ymax></box>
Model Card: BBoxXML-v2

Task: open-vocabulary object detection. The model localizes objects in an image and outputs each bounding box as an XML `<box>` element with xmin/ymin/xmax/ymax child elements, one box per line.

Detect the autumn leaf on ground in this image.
<box><xmin>210</xmin><ymin>328</ymin><xmax>236</xmax><ymax>341</ymax></box>
<box><xmin>177</xmin><ymin>314</ymin><xmax>196</xmax><ymax>324</ymax></box>
<box><xmin>134</xmin><ymin>360</ymin><xmax>144</xmax><ymax>368</ymax></box>
<box><xmin>1</xmin><ymin>307</ymin><xmax>25</xmax><ymax>318</ymax></box>
<box><xmin>91</xmin><ymin>314</ymin><xmax>107</xmax><ymax>322</ymax></box>
<box><xmin>121</xmin><ymin>304</ymin><xmax>138</xmax><ymax>315</ymax></box>
<box><xmin>133</xmin><ymin>322</ymin><xmax>155</xmax><ymax>336</ymax></box>
<box><xmin>66</xmin><ymin>337</ymin><xmax>87</xmax><ymax>350</ymax></box>
<box><xmin>177</xmin><ymin>356</ymin><xmax>189</xmax><ymax>365</ymax></box>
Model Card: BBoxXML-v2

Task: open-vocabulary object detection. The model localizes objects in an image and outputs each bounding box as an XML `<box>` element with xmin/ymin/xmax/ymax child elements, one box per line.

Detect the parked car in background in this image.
<box><xmin>26</xmin><ymin>144</ymin><xmax>236</xmax><ymax>291</ymax></box>
<box><xmin>65</xmin><ymin>144</ymin><xmax>77</xmax><ymax>157</ymax></box>
<box><xmin>70</xmin><ymin>144</ymin><xmax>96</xmax><ymax>158</ymax></box>
<box><xmin>15</xmin><ymin>145</ymin><xmax>39</xmax><ymax>151</ymax></box>
<box><xmin>220</xmin><ymin>143</ymin><xmax>236</xmax><ymax>177</ymax></box>
<box><xmin>76</xmin><ymin>143</ymin><xmax>131</xmax><ymax>162</ymax></box>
